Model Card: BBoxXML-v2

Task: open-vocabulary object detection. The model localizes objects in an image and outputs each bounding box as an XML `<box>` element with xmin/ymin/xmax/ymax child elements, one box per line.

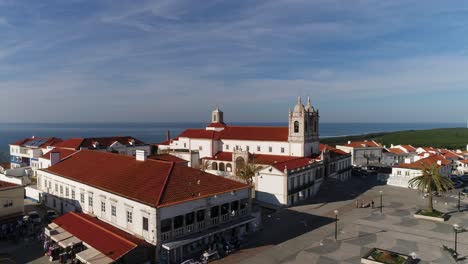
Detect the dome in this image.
<box><xmin>293</xmin><ymin>96</ymin><xmax>305</xmax><ymax>112</ymax></box>
<box><xmin>305</xmin><ymin>97</ymin><xmax>314</xmax><ymax>112</ymax></box>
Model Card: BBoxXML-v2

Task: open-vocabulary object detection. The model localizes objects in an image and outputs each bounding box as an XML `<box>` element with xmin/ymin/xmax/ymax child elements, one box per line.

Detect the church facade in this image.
<box><xmin>158</xmin><ymin>97</ymin><xmax>351</xmax><ymax>207</ymax></box>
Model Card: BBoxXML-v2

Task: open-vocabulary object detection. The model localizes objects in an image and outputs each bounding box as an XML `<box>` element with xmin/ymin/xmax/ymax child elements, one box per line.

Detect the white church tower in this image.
<box><xmin>206</xmin><ymin>106</ymin><xmax>227</xmax><ymax>131</ymax></box>
<box><xmin>288</xmin><ymin>96</ymin><xmax>320</xmax><ymax>157</ymax></box>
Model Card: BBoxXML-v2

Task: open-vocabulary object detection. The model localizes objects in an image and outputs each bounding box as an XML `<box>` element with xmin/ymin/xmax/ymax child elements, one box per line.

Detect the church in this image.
<box><xmin>158</xmin><ymin>97</ymin><xmax>351</xmax><ymax>207</ymax></box>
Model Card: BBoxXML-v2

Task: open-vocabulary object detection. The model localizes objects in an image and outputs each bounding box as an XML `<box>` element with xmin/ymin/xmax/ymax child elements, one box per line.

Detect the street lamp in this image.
<box><xmin>458</xmin><ymin>191</ymin><xmax>461</xmax><ymax>212</ymax></box>
<box><xmin>334</xmin><ymin>210</ymin><xmax>339</xmax><ymax>241</ymax></box>
<box><xmin>453</xmin><ymin>224</ymin><xmax>463</xmax><ymax>257</ymax></box>
<box><xmin>379</xmin><ymin>190</ymin><xmax>383</xmax><ymax>214</ymax></box>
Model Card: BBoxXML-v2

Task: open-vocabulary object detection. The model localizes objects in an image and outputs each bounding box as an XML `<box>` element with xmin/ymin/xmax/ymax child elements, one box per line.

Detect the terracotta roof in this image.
<box><xmin>272</xmin><ymin>157</ymin><xmax>315</xmax><ymax>171</ymax></box>
<box><xmin>10</xmin><ymin>137</ymin><xmax>62</xmax><ymax>148</ymax></box>
<box><xmin>343</xmin><ymin>140</ymin><xmax>382</xmax><ymax>148</ymax></box>
<box><xmin>52</xmin><ymin>136</ymin><xmax>146</xmax><ymax>150</ymax></box>
<box><xmin>443</xmin><ymin>151</ymin><xmax>462</xmax><ymax>159</ymax></box>
<box><xmin>401</xmin><ymin>145</ymin><xmax>416</xmax><ymax>152</ymax></box>
<box><xmin>177</xmin><ymin>126</ymin><xmax>289</xmax><ymax>142</ymax></box>
<box><xmin>148</xmin><ymin>154</ymin><xmax>187</xmax><ymax>163</ymax></box>
<box><xmin>459</xmin><ymin>159</ymin><xmax>468</xmax><ymax>164</ymax></box>
<box><xmin>387</xmin><ymin>148</ymin><xmax>406</xmax><ymax>155</ymax></box>
<box><xmin>396</xmin><ymin>155</ymin><xmax>450</xmax><ymax>170</ymax></box>
<box><xmin>53</xmin><ymin>212</ymin><xmax>150</xmax><ymax>260</ymax></box>
<box><xmin>0</xmin><ymin>163</ymin><xmax>11</xmax><ymax>170</ymax></box>
<box><xmin>0</xmin><ymin>180</ymin><xmax>20</xmax><ymax>191</ymax></box>
<box><xmin>45</xmin><ymin>150</ymin><xmax>248</xmax><ymax>208</ymax></box>
<box><xmin>154</xmin><ymin>137</ymin><xmax>179</xmax><ymax>146</ymax></box>
<box><xmin>40</xmin><ymin>148</ymin><xmax>79</xmax><ymax>160</ymax></box>
<box><xmin>320</xmin><ymin>144</ymin><xmax>348</xmax><ymax>155</ymax></box>
<box><xmin>207</xmin><ymin>122</ymin><xmax>227</xmax><ymax>128</ymax></box>
<box><xmin>204</xmin><ymin>152</ymin><xmax>300</xmax><ymax>166</ymax></box>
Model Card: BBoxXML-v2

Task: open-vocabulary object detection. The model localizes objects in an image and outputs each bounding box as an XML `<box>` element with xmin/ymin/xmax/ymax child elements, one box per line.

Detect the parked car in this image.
<box><xmin>201</xmin><ymin>249</ymin><xmax>220</xmax><ymax>263</ymax></box>
<box><xmin>27</xmin><ymin>211</ymin><xmax>41</xmax><ymax>224</ymax></box>
<box><xmin>453</xmin><ymin>180</ymin><xmax>464</xmax><ymax>189</ymax></box>
<box><xmin>45</xmin><ymin>210</ymin><xmax>59</xmax><ymax>223</ymax></box>
<box><xmin>450</xmin><ymin>175</ymin><xmax>460</xmax><ymax>181</ymax></box>
<box><xmin>461</xmin><ymin>188</ymin><xmax>468</xmax><ymax>196</ymax></box>
<box><xmin>459</xmin><ymin>175</ymin><xmax>468</xmax><ymax>183</ymax></box>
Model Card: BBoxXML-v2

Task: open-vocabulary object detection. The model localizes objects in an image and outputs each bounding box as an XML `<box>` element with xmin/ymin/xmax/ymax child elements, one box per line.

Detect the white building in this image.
<box><xmin>38</xmin><ymin>150</ymin><xmax>255</xmax><ymax>263</ymax></box>
<box><xmin>9</xmin><ymin>137</ymin><xmax>62</xmax><ymax>168</ymax></box>
<box><xmin>158</xmin><ymin>97</ymin><xmax>351</xmax><ymax>207</ymax></box>
<box><xmin>386</xmin><ymin>155</ymin><xmax>451</xmax><ymax>188</ymax></box>
<box><xmin>0</xmin><ymin>180</ymin><xmax>24</xmax><ymax>222</ymax></box>
<box><xmin>336</xmin><ymin>140</ymin><xmax>383</xmax><ymax>166</ymax></box>
<box><xmin>382</xmin><ymin>144</ymin><xmax>418</xmax><ymax>166</ymax></box>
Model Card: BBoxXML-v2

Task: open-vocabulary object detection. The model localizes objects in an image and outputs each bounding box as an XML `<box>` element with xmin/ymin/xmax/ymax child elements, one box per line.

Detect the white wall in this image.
<box><xmin>0</xmin><ymin>186</ymin><xmax>24</xmax><ymax>218</ymax></box>
<box><xmin>38</xmin><ymin>171</ymin><xmax>158</xmax><ymax>245</ymax></box>
<box><xmin>255</xmin><ymin>170</ymin><xmax>286</xmax><ymax>205</ymax></box>
<box><xmin>387</xmin><ymin>165</ymin><xmax>452</xmax><ymax>188</ymax></box>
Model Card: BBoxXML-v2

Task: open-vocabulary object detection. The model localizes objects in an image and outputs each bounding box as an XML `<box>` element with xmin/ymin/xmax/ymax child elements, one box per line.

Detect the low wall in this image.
<box><xmin>25</xmin><ymin>186</ymin><xmax>42</xmax><ymax>202</ymax></box>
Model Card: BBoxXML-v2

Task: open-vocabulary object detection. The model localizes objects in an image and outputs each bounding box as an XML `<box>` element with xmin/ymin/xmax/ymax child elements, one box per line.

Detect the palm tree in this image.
<box><xmin>408</xmin><ymin>164</ymin><xmax>453</xmax><ymax>213</ymax></box>
<box><xmin>238</xmin><ymin>157</ymin><xmax>262</xmax><ymax>185</ymax></box>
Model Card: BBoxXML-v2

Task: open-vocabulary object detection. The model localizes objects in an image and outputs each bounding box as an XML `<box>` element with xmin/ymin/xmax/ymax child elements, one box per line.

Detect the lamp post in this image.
<box><xmin>453</xmin><ymin>224</ymin><xmax>462</xmax><ymax>258</ymax></box>
<box><xmin>379</xmin><ymin>190</ymin><xmax>383</xmax><ymax>213</ymax></box>
<box><xmin>334</xmin><ymin>210</ymin><xmax>339</xmax><ymax>241</ymax></box>
<box><xmin>458</xmin><ymin>191</ymin><xmax>461</xmax><ymax>212</ymax></box>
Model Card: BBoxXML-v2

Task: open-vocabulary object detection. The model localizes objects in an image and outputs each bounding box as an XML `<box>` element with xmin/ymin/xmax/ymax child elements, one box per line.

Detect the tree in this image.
<box><xmin>408</xmin><ymin>164</ymin><xmax>453</xmax><ymax>213</ymax></box>
<box><xmin>238</xmin><ymin>159</ymin><xmax>262</xmax><ymax>185</ymax></box>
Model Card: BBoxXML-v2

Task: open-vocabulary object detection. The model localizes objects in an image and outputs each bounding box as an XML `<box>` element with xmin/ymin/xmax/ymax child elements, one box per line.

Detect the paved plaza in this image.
<box><xmin>234</xmin><ymin>178</ymin><xmax>468</xmax><ymax>264</ymax></box>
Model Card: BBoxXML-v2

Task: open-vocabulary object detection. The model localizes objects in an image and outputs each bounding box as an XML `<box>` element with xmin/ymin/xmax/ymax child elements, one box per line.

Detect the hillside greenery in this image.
<box><xmin>320</xmin><ymin>128</ymin><xmax>468</xmax><ymax>150</ymax></box>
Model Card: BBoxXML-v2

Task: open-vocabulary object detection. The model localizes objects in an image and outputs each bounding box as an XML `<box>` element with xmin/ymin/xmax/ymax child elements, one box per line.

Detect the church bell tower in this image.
<box><xmin>288</xmin><ymin>97</ymin><xmax>320</xmax><ymax>156</ymax></box>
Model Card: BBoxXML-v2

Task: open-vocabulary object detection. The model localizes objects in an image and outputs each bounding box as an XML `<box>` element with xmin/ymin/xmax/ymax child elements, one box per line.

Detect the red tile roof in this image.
<box><xmin>204</xmin><ymin>152</ymin><xmax>300</xmax><ymax>165</ymax></box>
<box><xmin>343</xmin><ymin>140</ymin><xmax>382</xmax><ymax>148</ymax></box>
<box><xmin>53</xmin><ymin>212</ymin><xmax>150</xmax><ymax>260</ymax></box>
<box><xmin>443</xmin><ymin>151</ymin><xmax>462</xmax><ymax>159</ymax></box>
<box><xmin>387</xmin><ymin>148</ymin><xmax>406</xmax><ymax>155</ymax></box>
<box><xmin>178</xmin><ymin>126</ymin><xmax>289</xmax><ymax>142</ymax></box>
<box><xmin>40</xmin><ymin>148</ymin><xmax>79</xmax><ymax>160</ymax></box>
<box><xmin>10</xmin><ymin>137</ymin><xmax>62</xmax><ymax>148</ymax></box>
<box><xmin>272</xmin><ymin>157</ymin><xmax>315</xmax><ymax>171</ymax></box>
<box><xmin>0</xmin><ymin>163</ymin><xmax>11</xmax><ymax>170</ymax></box>
<box><xmin>320</xmin><ymin>144</ymin><xmax>348</xmax><ymax>155</ymax></box>
<box><xmin>52</xmin><ymin>136</ymin><xmax>145</xmax><ymax>150</ymax></box>
<box><xmin>396</xmin><ymin>155</ymin><xmax>450</xmax><ymax>170</ymax></box>
<box><xmin>0</xmin><ymin>180</ymin><xmax>20</xmax><ymax>191</ymax></box>
<box><xmin>401</xmin><ymin>145</ymin><xmax>416</xmax><ymax>152</ymax></box>
<box><xmin>45</xmin><ymin>151</ymin><xmax>248</xmax><ymax>208</ymax></box>
<box><xmin>459</xmin><ymin>159</ymin><xmax>468</xmax><ymax>164</ymax></box>
<box><xmin>148</xmin><ymin>154</ymin><xmax>187</xmax><ymax>163</ymax></box>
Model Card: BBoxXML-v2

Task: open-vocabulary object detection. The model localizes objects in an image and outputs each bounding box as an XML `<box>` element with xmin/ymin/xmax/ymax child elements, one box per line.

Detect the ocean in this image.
<box><xmin>0</xmin><ymin>122</ymin><xmax>464</xmax><ymax>161</ymax></box>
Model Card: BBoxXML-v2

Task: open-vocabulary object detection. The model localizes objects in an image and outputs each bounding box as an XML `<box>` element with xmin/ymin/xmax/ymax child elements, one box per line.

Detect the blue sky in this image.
<box><xmin>1</xmin><ymin>0</ymin><xmax>468</xmax><ymax>123</ymax></box>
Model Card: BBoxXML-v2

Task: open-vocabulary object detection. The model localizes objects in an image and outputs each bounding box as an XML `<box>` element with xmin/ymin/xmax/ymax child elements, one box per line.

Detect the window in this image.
<box><xmin>142</xmin><ymin>217</ymin><xmax>149</xmax><ymax>231</ymax></box>
<box><xmin>212</xmin><ymin>162</ymin><xmax>218</xmax><ymax>170</ymax></box>
<box><xmin>88</xmin><ymin>195</ymin><xmax>93</xmax><ymax>207</ymax></box>
<box><xmin>281</xmin><ymin>147</ymin><xmax>285</xmax><ymax>153</ymax></box>
<box><xmin>71</xmin><ymin>190</ymin><xmax>75</xmax><ymax>200</ymax></box>
<box><xmin>161</xmin><ymin>219</ymin><xmax>172</xmax><ymax>232</ymax></box>
<box><xmin>405</xmin><ymin>171</ymin><xmax>410</xmax><ymax>176</ymax></box>
<box><xmin>231</xmin><ymin>201</ymin><xmax>239</xmax><ymax>214</ymax></box>
<box><xmin>185</xmin><ymin>212</ymin><xmax>195</xmax><ymax>225</ymax></box>
<box><xmin>199</xmin><ymin>146</ymin><xmax>203</xmax><ymax>151</ymax></box>
<box><xmin>65</xmin><ymin>187</ymin><xmax>69</xmax><ymax>197</ymax></box>
<box><xmin>60</xmin><ymin>186</ymin><xmax>63</xmax><ymax>196</ymax></box>
<box><xmin>184</xmin><ymin>143</ymin><xmax>186</xmax><ymax>148</ymax></box>
<box><xmin>53</xmin><ymin>199</ymin><xmax>56</xmax><ymax>207</ymax></box>
<box><xmin>226</xmin><ymin>145</ymin><xmax>229</xmax><ymax>150</ymax></box>
<box><xmin>269</xmin><ymin>146</ymin><xmax>272</xmax><ymax>153</ymax></box>
<box><xmin>246</xmin><ymin>146</ymin><xmax>249</xmax><ymax>151</ymax></box>
<box><xmin>219</xmin><ymin>163</ymin><xmax>225</xmax><ymax>171</ymax></box>
<box><xmin>3</xmin><ymin>200</ymin><xmax>13</xmax><ymax>207</ymax></box>
<box><xmin>196</xmin><ymin>210</ymin><xmax>205</xmax><ymax>222</ymax></box>
<box><xmin>101</xmin><ymin>201</ymin><xmax>106</xmax><ymax>212</ymax></box>
<box><xmin>55</xmin><ymin>183</ymin><xmax>58</xmax><ymax>192</ymax></box>
<box><xmin>257</xmin><ymin>146</ymin><xmax>261</xmax><ymax>152</ymax></box>
<box><xmin>221</xmin><ymin>203</ymin><xmax>229</xmax><ymax>215</ymax></box>
<box><xmin>127</xmin><ymin>211</ymin><xmax>133</xmax><ymax>223</ymax></box>
<box><xmin>174</xmin><ymin>215</ymin><xmax>183</xmax><ymax>228</ymax></box>
<box><xmin>294</xmin><ymin>121</ymin><xmax>299</xmax><ymax>133</ymax></box>
<box><xmin>397</xmin><ymin>170</ymin><xmax>401</xmax><ymax>176</ymax></box>
<box><xmin>80</xmin><ymin>193</ymin><xmax>85</xmax><ymax>203</ymax></box>
<box><xmin>210</xmin><ymin>206</ymin><xmax>219</xmax><ymax>218</ymax></box>
<box><xmin>111</xmin><ymin>205</ymin><xmax>116</xmax><ymax>216</ymax></box>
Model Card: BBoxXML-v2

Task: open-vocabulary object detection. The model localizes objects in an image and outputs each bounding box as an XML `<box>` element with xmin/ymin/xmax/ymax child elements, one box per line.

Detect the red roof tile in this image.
<box><xmin>179</xmin><ymin>129</ymin><xmax>221</xmax><ymax>140</ymax></box>
<box><xmin>396</xmin><ymin>155</ymin><xmax>450</xmax><ymax>170</ymax></box>
<box><xmin>204</xmin><ymin>152</ymin><xmax>300</xmax><ymax>166</ymax></box>
<box><xmin>0</xmin><ymin>180</ymin><xmax>20</xmax><ymax>191</ymax></box>
<box><xmin>53</xmin><ymin>212</ymin><xmax>150</xmax><ymax>260</ymax></box>
<box><xmin>443</xmin><ymin>151</ymin><xmax>462</xmax><ymax>159</ymax></box>
<box><xmin>0</xmin><ymin>163</ymin><xmax>11</xmax><ymax>170</ymax></box>
<box><xmin>320</xmin><ymin>144</ymin><xmax>348</xmax><ymax>155</ymax></box>
<box><xmin>40</xmin><ymin>148</ymin><xmax>79</xmax><ymax>160</ymax></box>
<box><xmin>45</xmin><ymin>151</ymin><xmax>248</xmax><ymax>207</ymax></box>
<box><xmin>10</xmin><ymin>137</ymin><xmax>62</xmax><ymax>148</ymax></box>
<box><xmin>387</xmin><ymin>148</ymin><xmax>406</xmax><ymax>155</ymax></box>
<box><xmin>343</xmin><ymin>140</ymin><xmax>382</xmax><ymax>148</ymax></box>
<box><xmin>272</xmin><ymin>157</ymin><xmax>315</xmax><ymax>171</ymax></box>
<box><xmin>148</xmin><ymin>154</ymin><xmax>187</xmax><ymax>163</ymax></box>
<box><xmin>401</xmin><ymin>145</ymin><xmax>416</xmax><ymax>152</ymax></box>
<box><xmin>52</xmin><ymin>138</ymin><xmax>84</xmax><ymax>149</ymax></box>
<box><xmin>177</xmin><ymin>126</ymin><xmax>289</xmax><ymax>142</ymax></box>
<box><xmin>459</xmin><ymin>159</ymin><xmax>468</xmax><ymax>164</ymax></box>
<box><xmin>52</xmin><ymin>136</ymin><xmax>145</xmax><ymax>150</ymax></box>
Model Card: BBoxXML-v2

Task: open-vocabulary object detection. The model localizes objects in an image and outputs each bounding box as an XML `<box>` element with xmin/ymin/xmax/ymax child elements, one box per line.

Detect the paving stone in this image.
<box><xmin>398</xmin><ymin>217</ymin><xmax>418</xmax><ymax>227</ymax></box>
<box><xmin>304</xmin><ymin>239</ymin><xmax>341</xmax><ymax>255</ymax></box>
<box><xmin>345</xmin><ymin>231</ymin><xmax>377</xmax><ymax>246</ymax></box>
<box><xmin>315</xmin><ymin>256</ymin><xmax>339</xmax><ymax>264</ymax></box>
<box><xmin>389</xmin><ymin>239</ymin><xmax>419</xmax><ymax>256</ymax></box>
<box><xmin>388</xmin><ymin>209</ymin><xmax>411</xmax><ymax>217</ymax></box>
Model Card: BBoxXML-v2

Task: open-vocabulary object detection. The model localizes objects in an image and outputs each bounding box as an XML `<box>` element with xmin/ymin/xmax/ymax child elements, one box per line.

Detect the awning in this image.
<box><xmin>51</xmin><ymin>231</ymin><xmax>73</xmax><ymax>243</ymax></box>
<box><xmin>58</xmin><ymin>236</ymin><xmax>82</xmax><ymax>248</ymax></box>
<box><xmin>162</xmin><ymin>216</ymin><xmax>256</xmax><ymax>250</ymax></box>
<box><xmin>76</xmin><ymin>248</ymin><xmax>113</xmax><ymax>264</ymax></box>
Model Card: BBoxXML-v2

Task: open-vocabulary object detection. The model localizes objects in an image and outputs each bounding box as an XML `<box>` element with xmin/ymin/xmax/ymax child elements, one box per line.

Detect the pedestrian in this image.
<box><xmin>371</xmin><ymin>200</ymin><xmax>374</xmax><ymax>208</ymax></box>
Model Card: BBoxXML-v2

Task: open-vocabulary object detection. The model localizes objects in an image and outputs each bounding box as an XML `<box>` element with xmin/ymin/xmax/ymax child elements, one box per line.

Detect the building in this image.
<box><xmin>38</xmin><ymin>150</ymin><xmax>255</xmax><ymax>263</ymax></box>
<box><xmin>319</xmin><ymin>144</ymin><xmax>352</xmax><ymax>182</ymax></box>
<box><xmin>0</xmin><ymin>180</ymin><xmax>24</xmax><ymax>223</ymax></box>
<box><xmin>382</xmin><ymin>144</ymin><xmax>418</xmax><ymax>166</ymax></box>
<box><xmin>386</xmin><ymin>155</ymin><xmax>451</xmax><ymax>188</ymax></box>
<box><xmin>9</xmin><ymin>137</ymin><xmax>62</xmax><ymax>168</ymax></box>
<box><xmin>52</xmin><ymin>136</ymin><xmax>151</xmax><ymax>156</ymax></box>
<box><xmin>336</xmin><ymin>140</ymin><xmax>383</xmax><ymax>166</ymax></box>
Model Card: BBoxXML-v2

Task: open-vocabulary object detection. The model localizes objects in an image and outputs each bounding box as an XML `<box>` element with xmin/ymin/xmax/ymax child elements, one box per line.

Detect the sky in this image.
<box><xmin>1</xmin><ymin>0</ymin><xmax>468</xmax><ymax>123</ymax></box>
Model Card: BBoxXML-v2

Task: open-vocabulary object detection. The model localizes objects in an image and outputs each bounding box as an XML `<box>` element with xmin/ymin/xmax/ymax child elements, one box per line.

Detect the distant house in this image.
<box><xmin>382</xmin><ymin>144</ymin><xmax>417</xmax><ymax>166</ymax></box>
<box><xmin>0</xmin><ymin>180</ymin><xmax>24</xmax><ymax>223</ymax></box>
<box><xmin>9</xmin><ymin>137</ymin><xmax>63</xmax><ymax>169</ymax></box>
<box><xmin>336</xmin><ymin>140</ymin><xmax>383</xmax><ymax>166</ymax></box>
<box><xmin>386</xmin><ymin>155</ymin><xmax>451</xmax><ymax>188</ymax></box>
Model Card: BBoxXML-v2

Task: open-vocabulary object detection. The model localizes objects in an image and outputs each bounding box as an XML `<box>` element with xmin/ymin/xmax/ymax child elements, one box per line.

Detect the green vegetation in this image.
<box><xmin>409</xmin><ymin>164</ymin><xmax>453</xmax><ymax>213</ymax></box>
<box><xmin>370</xmin><ymin>249</ymin><xmax>408</xmax><ymax>264</ymax></box>
<box><xmin>418</xmin><ymin>209</ymin><xmax>444</xmax><ymax>218</ymax></box>
<box><xmin>321</xmin><ymin>128</ymin><xmax>468</xmax><ymax>149</ymax></box>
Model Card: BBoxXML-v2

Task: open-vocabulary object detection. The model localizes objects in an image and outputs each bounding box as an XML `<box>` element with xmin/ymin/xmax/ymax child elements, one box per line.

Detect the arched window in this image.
<box><xmin>212</xmin><ymin>162</ymin><xmax>218</xmax><ymax>170</ymax></box>
<box><xmin>314</xmin><ymin>120</ymin><xmax>318</xmax><ymax>132</ymax></box>
<box><xmin>235</xmin><ymin>157</ymin><xmax>246</xmax><ymax>175</ymax></box>
<box><xmin>226</xmin><ymin>163</ymin><xmax>232</xmax><ymax>172</ymax></box>
<box><xmin>219</xmin><ymin>163</ymin><xmax>225</xmax><ymax>171</ymax></box>
<box><xmin>294</xmin><ymin>121</ymin><xmax>299</xmax><ymax>133</ymax></box>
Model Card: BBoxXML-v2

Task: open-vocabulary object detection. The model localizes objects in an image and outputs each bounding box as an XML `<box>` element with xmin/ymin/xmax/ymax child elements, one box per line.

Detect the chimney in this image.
<box><xmin>50</xmin><ymin>152</ymin><xmax>61</xmax><ymax>166</ymax></box>
<box><xmin>166</xmin><ymin>130</ymin><xmax>171</xmax><ymax>141</ymax></box>
<box><xmin>347</xmin><ymin>141</ymin><xmax>351</xmax><ymax>144</ymax></box>
<box><xmin>136</xmin><ymin>150</ymin><xmax>147</xmax><ymax>161</ymax></box>
<box><xmin>437</xmin><ymin>160</ymin><xmax>442</xmax><ymax>166</ymax></box>
<box><xmin>391</xmin><ymin>144</ymin><xmax>394</xmax><ymax>148</ymax></box>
